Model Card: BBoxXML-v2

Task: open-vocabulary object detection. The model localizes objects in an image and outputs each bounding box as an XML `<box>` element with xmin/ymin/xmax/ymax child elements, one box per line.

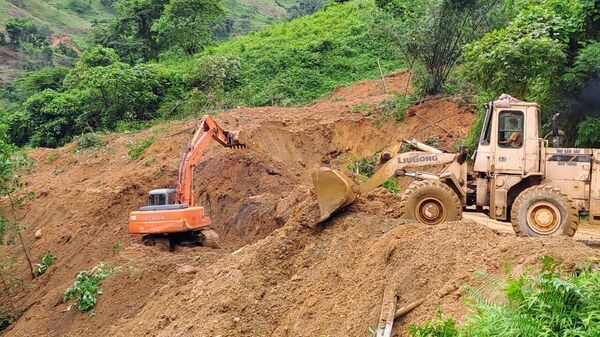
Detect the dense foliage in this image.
<box><xmin>1</xmin><ymin>0</ymin><xmax>600</xmax><ymax>148</ymax></box>
<box><xmin>1</xmin><ymin>0</ymin><xmax>404</xmax><ymax>147</ymax></box>
<box><xmin>376</xmin><ymin>0</ymin><xmax>502</xmax><ymax>95</ymax></box>
<box><xmin>409</xmin><ymin>257</ymin><xmax>600</xmax><ymax>337</ymax></box>
<box><xmin>463</xmin><ymin>0</ymin><xmax>600</xmax><ymax>146</ymax></box>
<box><xmin>199</xmin><ymin>0</ymin><xmax>403</xmax><ymax>106</ymax></box>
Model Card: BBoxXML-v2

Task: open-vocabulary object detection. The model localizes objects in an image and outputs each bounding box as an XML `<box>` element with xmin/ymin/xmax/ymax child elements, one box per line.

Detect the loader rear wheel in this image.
<box><xmin>511</xmin><ymin>185</ymin><xmax>579</xmax><ymax>237</ymax></box>
<box><xmin>399</xmin><ymin>180</ymin><xmax>462</xmax><ymax>225</ymax></box>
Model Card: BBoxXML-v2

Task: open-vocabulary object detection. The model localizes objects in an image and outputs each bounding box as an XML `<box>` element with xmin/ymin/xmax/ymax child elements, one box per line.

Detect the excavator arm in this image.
<box><xmin>177</xmin><ymin>115</ymin><xmax>242</xmax><ymax>206</ymax></box>
<box><xmin>312</xmin><ymin>140</ymin><xmax>466</xmax><ymax>221</ymax></box>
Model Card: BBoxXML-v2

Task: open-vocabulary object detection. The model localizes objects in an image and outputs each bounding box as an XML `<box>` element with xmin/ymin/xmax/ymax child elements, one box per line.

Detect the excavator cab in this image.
<box><xmin>148</xmin><ymin>189</ymin><xmax>176</xmax><ymax>206</ymax></box>
<box><xmin>138</xmin><ymin>189</ymin><xmax>188</xmax><ymax>211</ymax></box>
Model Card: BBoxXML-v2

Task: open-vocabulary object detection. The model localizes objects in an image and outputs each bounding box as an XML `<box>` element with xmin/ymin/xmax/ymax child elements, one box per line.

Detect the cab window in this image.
<box><xmin>479</xmin><ymin>103</ymin><xmax>493</xmax><ymax>145</ymax></box>
<box><xmin>498</xmin><ymin>111</ymin><xmax>524</xmax><ymax>148</ymax></box>
<box><xmin>149</xmin><ymin>193</ymin><xmax>166</xmax><ymax>206</ymax></box>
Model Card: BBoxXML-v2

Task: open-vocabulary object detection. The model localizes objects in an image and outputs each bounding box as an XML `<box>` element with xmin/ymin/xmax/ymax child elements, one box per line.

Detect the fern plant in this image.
<box><xmin>408</xmin><ymin>256</ymin><xmax>600</xmax><ymax>337</ymax></box>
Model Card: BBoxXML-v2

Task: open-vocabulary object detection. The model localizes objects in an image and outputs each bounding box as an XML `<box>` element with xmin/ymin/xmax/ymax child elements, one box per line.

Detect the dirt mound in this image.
<box><xmin>93</xmin><ymin>205</ymin><xmax>599</xmax><ymax>337</ymax></box>
<box><xmin>1</xmin><ymin>72</ymin><xmax>496</xmax><ymax>336</ymax></box>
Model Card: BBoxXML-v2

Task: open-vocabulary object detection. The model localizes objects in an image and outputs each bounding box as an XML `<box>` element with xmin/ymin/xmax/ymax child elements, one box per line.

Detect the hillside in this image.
<box><xmin>2</xmin><ymin>72</ymin><xmax>599</xmax><ymax>336</ymax></box>
<box><xmin>0</xmin><ymin>0</ymin><xmax>307</xmax><ymax>82</ymax></box>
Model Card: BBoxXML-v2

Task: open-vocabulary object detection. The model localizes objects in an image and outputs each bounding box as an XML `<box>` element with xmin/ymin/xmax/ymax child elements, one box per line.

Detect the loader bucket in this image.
<box><xmin>311</xmin><ymin>167</ymin><xmax>359</xmax><ymax>222</ymax></box>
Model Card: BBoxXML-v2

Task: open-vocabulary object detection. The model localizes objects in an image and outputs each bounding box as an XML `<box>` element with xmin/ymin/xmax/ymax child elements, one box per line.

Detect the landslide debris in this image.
<box><xmin>2</xmin><ymin>71</ymin><xmax>549</xmax><ymax>337</ymax></box>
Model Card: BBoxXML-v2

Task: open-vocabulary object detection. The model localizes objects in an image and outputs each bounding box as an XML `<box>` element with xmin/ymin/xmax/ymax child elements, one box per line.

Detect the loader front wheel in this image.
<box><xmin>511</xmin><ymin>185</ymin><xmax>579</xmax><ymax>237</ymax></box>
<box><xmin>399</xmin><ymin>180</ymin><xmax>462</xmax><ymax>225</ymax></box>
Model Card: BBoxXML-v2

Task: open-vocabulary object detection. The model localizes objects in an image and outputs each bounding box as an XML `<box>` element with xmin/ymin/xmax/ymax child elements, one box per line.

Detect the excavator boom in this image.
<box><xmin>312</xmin><ymin>140</ymin><xmax>463</xmax><ymax>222</ymax></box>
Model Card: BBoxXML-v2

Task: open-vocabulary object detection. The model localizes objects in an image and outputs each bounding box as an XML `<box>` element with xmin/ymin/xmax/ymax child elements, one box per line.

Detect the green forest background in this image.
<box><xmin>0</xmin><ymin>0</ymin><xmax>599</xmax><ymax>149</ymax></box>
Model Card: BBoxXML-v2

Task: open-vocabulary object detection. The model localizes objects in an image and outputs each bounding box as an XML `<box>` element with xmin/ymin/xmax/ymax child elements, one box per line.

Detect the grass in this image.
<box><xmin>127</xmin><ymin>135</ymin><xmax>156</xmax><ymax>160</ymax></box>
<box><xmin>196</xmin><ymin>0</ymin><xmax>405</xmax><ymax>107</ymax></box>
<box><xmin>76</xmin><ymin>133</ymin><xmax>105</xmax><ymax>151</ymax></box>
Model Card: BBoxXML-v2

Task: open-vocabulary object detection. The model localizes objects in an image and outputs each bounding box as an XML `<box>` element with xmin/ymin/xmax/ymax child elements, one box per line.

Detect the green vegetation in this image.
<box><xmin>111</xmin><ymin>242</ymin><xmax>123</xmax><ymax>253</ymax></box>
<box><xmin>76</xmin><ymin>133</ymin><xmax>105</xmax><ymax>151</ymax></box>
<box><xmin>462</xmin><ymin>0</ymin><xmax>600</xmax><ymax>147</ymax></box>
<box><xmin>348</xmin><ymin>153</ymin><xmax>400</xmax><ymax>193</ymax></box>
<box><xmin>128</xmin><ymin>135</ymin><xmax>157</xmax><ymax>160</ymax></box>
<box><xmin>2</xmin><ymin>0</ymin><xmax>600</xmax><ymax>149</ymax></box>
<box><xmin>0</xmin><ymin>126</ymin><xmax>34</xmax><ymax>331</ymax></box>
<box><xmin>409</xmin><ymin>257</ymin><xmax>600</xmax><ymax>337</ymax></box>
<box><xmin>34</xmin><ymin>251</ymin><xmax>56</xmax><ymax>276</ymax></box>
<box><xmin>63</xmin><ymin>263</ymin><xmax>121</xmax><ymax>317</ymax></box>
<box><xmin>0</xmin><ymin>308</ymin><xmax>18</xmax><ymax>332</ymax></box>
<box><xmin>201</xmin><ymin>0</ymin><xmax>403</xmax><ymax>106</ymax></box>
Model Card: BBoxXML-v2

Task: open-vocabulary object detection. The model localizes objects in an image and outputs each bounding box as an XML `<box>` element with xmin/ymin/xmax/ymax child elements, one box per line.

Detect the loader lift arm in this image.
<box><xmin>177</xmin><ymin>115</ymin><xmax>242</xmax><ymax>207</ymax></box>
<box><xmin>312</xmin><ymin>139</ymin><xmax>467</xmax><ymax>222</ymax></box>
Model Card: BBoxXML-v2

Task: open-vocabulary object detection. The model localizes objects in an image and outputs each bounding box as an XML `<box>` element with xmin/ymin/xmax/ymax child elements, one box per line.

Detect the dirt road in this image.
<box><xmin>464</xmin><ymin>211</ymin><xmax>600</xmax><ymax>246</ymax></box>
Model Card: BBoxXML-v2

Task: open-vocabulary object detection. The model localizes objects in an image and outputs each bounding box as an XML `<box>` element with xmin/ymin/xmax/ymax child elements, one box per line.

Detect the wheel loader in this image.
<box><xmin>312</xmin><ymin>95</ymin><xmax>600</xmax><ymax>237</ymax></box>
<box><xmin>128</xmin><ymin>115</ymin><xmax>244</xmax><ymax>250</ymax></box>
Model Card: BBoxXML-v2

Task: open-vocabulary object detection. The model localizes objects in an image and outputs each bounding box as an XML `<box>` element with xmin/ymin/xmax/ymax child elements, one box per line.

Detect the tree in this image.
<box><xmin>378</xmin><ymin>0</ymin><xmax>501</xmax><ymax>95</ymax></box>
<box><xmin>5</xmin><ymin>17</ymin><xmax>38</xmax><ymax>47</ymax></box>
<box><xmin>288</xmin><ymin>0</ymin><xmax>323</xmax><ymax>19</ymax></box>
<box><xmin>463</xmin><ymin>2</ymin><xmax>591</xmax><ymax>99</ymax></box>
<box><xmin>152</xmin><ymin>0</ymin><xmax>224</xmax><ymax>55</ymax></box>
<box><xmin>92</xmin><ymin>0</ymin><xmax>169</xmax><ymax>62</ymax></box>
<box><xmin>0</xmin><ymin>125</ymin><xmax>35</xmax><ymax>279</ymax></box>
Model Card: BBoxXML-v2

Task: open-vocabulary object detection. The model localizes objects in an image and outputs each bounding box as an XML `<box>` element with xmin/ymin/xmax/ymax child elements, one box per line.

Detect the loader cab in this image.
<box><xmin>472</xmin><ymin>98</ymin><xmax>543</xmax><ymax>220</ymax></box>
<box><xmin>473</xmin><ymin>99</ymin><xmax>542</xmax><ymax>176</ymax></box>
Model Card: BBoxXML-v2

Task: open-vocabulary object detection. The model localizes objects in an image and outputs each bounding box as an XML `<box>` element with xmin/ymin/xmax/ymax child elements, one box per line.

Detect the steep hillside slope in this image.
<box><xmin>4</xmin><ymin>72</ymin><xmax>599</xmax><ymax>336</ymax></box>
<box><xmin>199</xmin><ymin>0</ymin><xmax>404</xmax><ymax>106</ymax></box>
<box><xmin>0</xmin><ymin>72</ymin><xmax>523</xmax><ymax>337</ymax></box>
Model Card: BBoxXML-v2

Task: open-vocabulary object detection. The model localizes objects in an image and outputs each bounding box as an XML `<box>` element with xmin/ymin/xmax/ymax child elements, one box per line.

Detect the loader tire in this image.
<box><xmin>511</xmin><ymin>185</ymin><xmax>579</xmax><ymax>237</ymax></box>
<box><xmin>399</xmin><ymin>180</ymin><xmax>462</xmax><ymax>225</ymax></box>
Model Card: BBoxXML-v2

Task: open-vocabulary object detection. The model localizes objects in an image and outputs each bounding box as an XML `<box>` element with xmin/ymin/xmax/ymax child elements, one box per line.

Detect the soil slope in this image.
<box><xmin>3</xmin><ymin>71</ymin><xmax>593</xmax><ymax>337</ymax></box>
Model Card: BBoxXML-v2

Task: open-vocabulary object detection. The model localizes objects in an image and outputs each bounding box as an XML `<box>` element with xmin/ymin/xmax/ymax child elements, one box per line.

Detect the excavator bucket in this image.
<box><xmin>311</xmin><ymin>167</ymin><xmax>359</xmax><ymax>222</ymax></box>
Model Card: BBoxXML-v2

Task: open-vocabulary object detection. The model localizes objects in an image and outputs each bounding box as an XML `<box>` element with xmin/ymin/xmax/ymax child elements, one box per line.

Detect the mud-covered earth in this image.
<box><xmin>3</xmin><ymin>72</ymin><xmax>598</xmax><ymax>337</ymax></box>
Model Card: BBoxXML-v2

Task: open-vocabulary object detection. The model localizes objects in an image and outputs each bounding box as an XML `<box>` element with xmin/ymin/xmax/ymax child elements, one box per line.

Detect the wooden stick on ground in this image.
<box><xmin>394</xmin><ymin>298</ymin><xmax>425</xmax><ymax>319</ymax></box>
<box><xmin>376</xmin><ymin>285</ymin><xmax>398</xmax><ymax>337</ymax></box>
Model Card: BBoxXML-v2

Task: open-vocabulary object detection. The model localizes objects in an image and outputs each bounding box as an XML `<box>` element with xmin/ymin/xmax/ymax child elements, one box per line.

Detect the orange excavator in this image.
<box><xmin>128</xmin><ymin>115</ymin><xmax>243</xmax><ymax>250</ymax></box>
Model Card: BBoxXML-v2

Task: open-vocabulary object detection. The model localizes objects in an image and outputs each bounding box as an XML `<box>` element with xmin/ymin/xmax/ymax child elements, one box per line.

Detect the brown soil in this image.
<box><xmin>3</xmin><ymin>71</ymin><xmax>597</xmax><ymax>337</ymax></box>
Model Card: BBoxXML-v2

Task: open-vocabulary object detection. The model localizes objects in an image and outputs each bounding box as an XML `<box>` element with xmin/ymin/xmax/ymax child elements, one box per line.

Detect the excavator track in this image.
<box><xmin>141</xmin><ymin>229</ymin><xmax>220</xmax><ymax>251</ymax></box>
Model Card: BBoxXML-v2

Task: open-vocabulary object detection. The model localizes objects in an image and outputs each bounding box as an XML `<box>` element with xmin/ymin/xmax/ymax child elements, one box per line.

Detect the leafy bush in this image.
<box><xmin>0</xmin><ymin>308</ymin><xmax>17</xmax><ymax>332</ymax></box>
<box><xmin>408</xmin><ymin>312</ymin><xmax>459</xmax><ymax>337</ymax></box>
<box><xmin>67</xmin><ymin>0</ymin><xmax>92</xmax><ymax>14</ymax></box>
<box><xmin>76</xmin><ymin>133</ymin><xmax>105</xmax><ymax>151</ymax></box>
<box><xmin>382</xmin><ymin>178</ymin><xmax>400</xmax><ymax>193</ymax></box>
<box><xmin>575</xmin><ymin>118</ymin><xmax>600</xmax><ymax>148</ymax></box>
<box><xmin>128</xmin><ymin>135</ymin><xmax>157</xmax><ymax>160</ymax></box>
<box><xmin>63</xmin><ymin>264</ymin><xmax>121</xmax><ymax>317</ymax></box>
<box><xmin>377</xmin><ymin>94</ymin><xmax>416</xmax><ymax>121</ymax></box>
<box><xmin>34</xmin><ymin>251</ymin><xmax>56</xmax><ymax>276</ymax></box>
<box><xmin>409</xmin><ymin>256</ymin><xmax>600</xmax><ymax>337</ymax></box>
<box><xmin>187</xmin><ymin>55</ymin><xmax>241</xmax><ymax>92</ymax></box>
<box><xmin>348</xmin><ymin>155</ymin><xmax>378</xmax><ymax>177</ymax></box>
